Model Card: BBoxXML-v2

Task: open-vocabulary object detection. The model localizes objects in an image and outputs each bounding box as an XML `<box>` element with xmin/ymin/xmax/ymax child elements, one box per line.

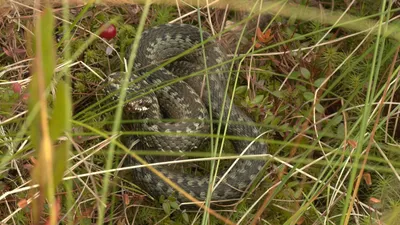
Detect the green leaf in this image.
<box><xmin>49</xmin><ymin>81</ymin><xmax>71</xmax><ymax>141</ymax></box>
<box><xmin>159</xmin><ymin>195</ymin><xmax>165</xmax><ymax>203</ymax></box>
<box><xmin>288</xmin><ymin>14</ymin><xmax>297</xmax><ymax>26</ymax></box>
<box><xmin>28</xmin><ymin>75</ymin><xmax>41</xmax><ymax>150</ymax></box>
<box><xmin>293</xmin><ymin>33</ymin><xmax>306</xmax><ymax>40</ymax></box>
<box><xmin>294</xmin><ymin>188</ymin><xmax>302</xmax><ymax>199</ymax></box>
<box><xmin>291</xmin><ymin>71</ymin><xmax>300</xmax><ymax>79</ymax></box>
<box><xmin>314</xmin><ymin>78</ymin><xmax>326</xmax><ymax>87</ymax></box>
<box><xmin>252</xmin><ymin>95</ymin><xmax>264</xmax><ymax>104</ymax></box>
<box><xmin>271</xmin><ymin>90</ymin><xmax>283</xmax><ymax>98</ymax></box>
<box><xmin>39</xmin><ymin>8</ymin><xmax>55</xmax><ymax>91</ymax></box>
<box><xmin>337</xmin><ymin>123</ymin><xmax>345</xmax><ymax>138</ymax></box>
<box><xmin>315</xmin><ymin>103</ymin><xmax>325</xmax><ymax>114</ymax></box>
<box><xmin>162</xmin><ymin>202</ymin><xmax>171</xmax><ymax>214</ymax></box>
<box><xmin>300</xmin><ymin>67</ymin><xmax>310</xmax><ymax>79</ymax></box>
<box><xmin>53</xmin><ymin>141</ymin><xmax>69</xmax><ymax>186</ymax></box>
<box><xmin>28</xmin><ymin>7</ymin><xmax>56</xmax><ymax>152</ymax></box>
<box><xmin>331</xmin><ymin>115</ymin><xmax>343</xmax><ymax>126</ymax></box>
<box><xmin>182</xmin><ymin>212</ymin><xmax>189</xmax><ymax>223</ymax></box>
<box><xmin>270</xmin><ymin>116</ymin><xmax>281</xmax><ymax>126</ymax></box>
<box><xmin>296</xmin><ymin>84</ymin><xmax>306</xmax><ymax>92</ymax></box>
<box><xmin>170</xmin><ymin>201</ymin><xmax>179</xmax><ymax>209</ymax></box>
<box><xmin>287</xmin><ymin>181</ymin><xmax>299</xmax><ymax>188</ymax></box>
<box><xmin>303</xmin><ymin>92</ymin><xmax>314</xmax><ymax>101</ymax></box>
<box><xmin>323</xmin><ymin>127</ymin><xmax>334</xmax><ymax>136</ymax></box>
<box><xmin>167</xmin><ymin>196</ymin><xmax>176</xmax><ymax>202</ymax></box>
<box><xmin>235</xmin><ymin>85</ymin><xmax>247</xmax><ymax>95</ymax></box>
<box><xmin>284</xmin><ymin>27</ymin><xmax>294</xmax><ymax>36</ymax></box>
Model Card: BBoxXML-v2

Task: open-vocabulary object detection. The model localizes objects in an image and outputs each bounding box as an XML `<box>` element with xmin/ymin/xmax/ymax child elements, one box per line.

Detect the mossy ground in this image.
<box><xmin>0</xmin><ymin>1</ymin><xmax>399</xmax><ymax>224</ymax></box>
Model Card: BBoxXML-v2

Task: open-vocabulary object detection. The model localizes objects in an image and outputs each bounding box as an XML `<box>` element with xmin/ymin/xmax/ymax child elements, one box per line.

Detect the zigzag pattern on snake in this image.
<box><xmin>107</xmin><ymin>24</ymin><xmax>268</xmax><ymax>203</ymax></box>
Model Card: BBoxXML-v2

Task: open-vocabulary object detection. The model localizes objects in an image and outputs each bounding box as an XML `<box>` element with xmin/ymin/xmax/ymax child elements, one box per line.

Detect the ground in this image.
<box><xmin>0</xmin><ymin>0</ymin><xmax>400</xmax><ymax>224</ymax></box>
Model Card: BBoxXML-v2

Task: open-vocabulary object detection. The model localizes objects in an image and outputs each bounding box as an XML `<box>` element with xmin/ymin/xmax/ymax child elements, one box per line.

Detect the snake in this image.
<box><xmin>107</xmin><ymin>23</ymin><xmax>268</xmax><ymax>204</ymax></box>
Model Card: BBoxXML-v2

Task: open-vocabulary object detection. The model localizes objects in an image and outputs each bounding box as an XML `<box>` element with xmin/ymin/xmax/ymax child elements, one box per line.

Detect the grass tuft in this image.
<box><xmin>0</xmin><ymin>1</ymin><xmax>399</xmax><ymax>224</ymax></box>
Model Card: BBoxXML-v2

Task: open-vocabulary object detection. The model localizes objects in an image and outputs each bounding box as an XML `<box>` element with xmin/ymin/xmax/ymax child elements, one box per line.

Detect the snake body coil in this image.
<box><xmin>111</xmin><ymin>24</ymin><xmax>267</xmax><ymax>203</ymax></box>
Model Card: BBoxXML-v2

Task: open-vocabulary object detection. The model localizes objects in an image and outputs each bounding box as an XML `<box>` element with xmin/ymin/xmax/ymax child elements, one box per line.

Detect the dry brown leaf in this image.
<box><xmin>347</xmin><ymin>139</ymin><xmax>358</xmax><ymax>148</ymax></box>
<box><xmin>17</xmin><ymin>199</ymin><xmax>28</xmax><ymax>209</ymax></box>
<box><xmin>363</xmin><ymin>173</ymin><xmax>372</xmax><ymax>186</ymax></box>
<box><xmin>369</xmin><ymin>197</ymin><xmax>381</xmax><ymax>204</ymax></box>
<box><xmin>256</xmin><ymin>27</ymin><xmax>274</xmax><ymax>43</ymax></box>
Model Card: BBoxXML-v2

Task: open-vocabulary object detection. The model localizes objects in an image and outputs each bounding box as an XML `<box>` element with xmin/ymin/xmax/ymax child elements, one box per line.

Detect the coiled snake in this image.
<box><xmin>108</xmin><ymin>24</ymin><xmax>267</xmax><ymax>203</ymax></box>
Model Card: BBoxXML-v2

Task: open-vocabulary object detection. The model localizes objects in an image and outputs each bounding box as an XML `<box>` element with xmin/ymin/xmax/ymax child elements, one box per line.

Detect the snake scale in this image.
<box><xmin>108</xmin><ymin>24</ymin><xmax>267</xmax><ymax>203</ymax></box>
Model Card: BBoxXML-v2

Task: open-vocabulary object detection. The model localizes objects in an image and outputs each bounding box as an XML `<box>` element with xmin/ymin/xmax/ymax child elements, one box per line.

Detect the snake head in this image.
<box><xmin>125</xmin><ymin>97</ymin><xmax>153</xmax><ymax>112</ymax></box>
<box><xmin>105</xmin><ymin>72</ymin><xmax>156</xmax><ymax>114</ymax></box>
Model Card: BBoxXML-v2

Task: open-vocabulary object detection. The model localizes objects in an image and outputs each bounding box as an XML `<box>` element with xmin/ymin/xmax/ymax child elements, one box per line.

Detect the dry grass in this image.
<box><xmin>1</xmin><ymin>0</ymin><xmax>400</xmax><ymax>224</ymax></box>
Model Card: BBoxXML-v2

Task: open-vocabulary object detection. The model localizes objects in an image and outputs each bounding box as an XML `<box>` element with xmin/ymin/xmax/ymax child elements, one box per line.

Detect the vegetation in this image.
<box><xmin>0</xmin><ymin>0</ymin><xmax>399</xmax><ymax>224</ymax></box>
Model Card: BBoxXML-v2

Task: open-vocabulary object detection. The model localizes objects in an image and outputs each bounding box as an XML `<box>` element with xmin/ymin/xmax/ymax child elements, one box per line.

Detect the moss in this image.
<box><xmin>1</xmin><ymin>2</ymin><xmax>399</xmax><ymax>224</ymax></box>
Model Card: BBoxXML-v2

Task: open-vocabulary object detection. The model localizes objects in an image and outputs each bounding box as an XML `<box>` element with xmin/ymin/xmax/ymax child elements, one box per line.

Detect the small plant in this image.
<box><xmin>1</xmin><ymin>1</ymin><xmax>399</xmax><ymax>225</ymax></box>
<box><xmin>159</xmin><ymin>195</ymin><xmax>190</xmax><ymax>224</ymax></box>
<box><xmin>150</xmin><ymin>5</ymin><xmax>176</xmax><ymax>26</ymax></box>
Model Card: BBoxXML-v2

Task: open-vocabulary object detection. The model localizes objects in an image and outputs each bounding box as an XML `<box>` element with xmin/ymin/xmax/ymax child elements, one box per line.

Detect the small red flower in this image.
<box><xmin>21</xmin><ymin>93</ymin><xmax>29</xmax><ymax>102</ymax></box>
<box><xmin>12</xmin><ymin>83</ymin><xmax>22</xmax><ymax>94</ymax></box>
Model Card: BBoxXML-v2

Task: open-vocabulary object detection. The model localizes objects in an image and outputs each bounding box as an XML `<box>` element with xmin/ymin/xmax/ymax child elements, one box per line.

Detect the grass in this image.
<box><xmin>0</xmin><ymin>0</ymin><xmax>400</xmax><ymax>224</ymax></box>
